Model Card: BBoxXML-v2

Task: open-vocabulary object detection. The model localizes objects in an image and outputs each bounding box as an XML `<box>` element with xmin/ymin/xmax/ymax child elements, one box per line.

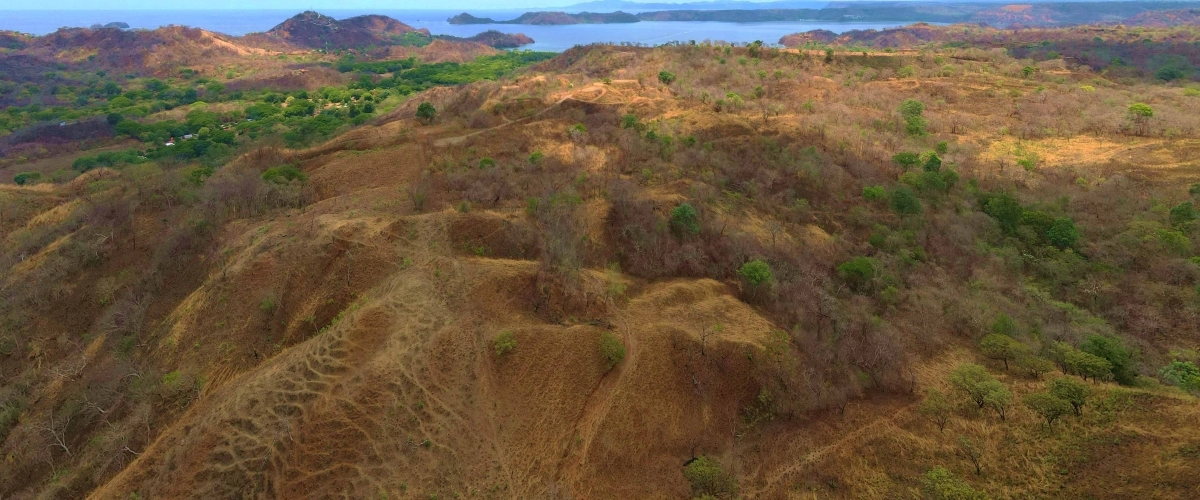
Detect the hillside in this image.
<box><xmin>3</xmin><ymin>20</ymin><xmax>1200</xmax><ymax>500</ymax></box>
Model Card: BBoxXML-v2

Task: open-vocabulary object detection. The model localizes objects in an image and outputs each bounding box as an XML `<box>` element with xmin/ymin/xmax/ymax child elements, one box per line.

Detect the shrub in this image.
<box><xmin>14</xmin><ymin>171</ymin><xmax>41</xmax><ymax>185</ymax></box>
<box><xmin>862</xmin><ymin>185</ymin><xmax>886</xmax><ymax>201</ymax></box>
<box><xmin>837</xmin><ymin>256</ymin><xmax>880</xmax><ymax>292</ymax></box>
<box><xmin>658</xmin><ymin>70</ymin><xmax>676</xmax><ymax>85</ymax></box>
<box><xmin>739</xmin><ymin>260</ymin><xmax>773</xmax><ymax>289</ymax></box>
<box><xmin>683</xmin><ymin>456</ymin><xmax>737</xmax><ymax>498</ymax></box>
<box><xmin>598</xmin><ymin>331</ymin><xmax>626</xmax><ymax>371</ymax></box>
<box><xmin>261</xmin><ymin>165</ymin><xmax>307</xmax><ymax>184</ymax></box>
<box><xmin>1014</xmin><ymin>355</ymin><xmax>1055</xmax><ymax>379</ymax></box>
<box><xmin>416</xmin><ymin>101</ymin><xmax>437</xmax><ymax>124</ymax></box>
<box><xmin>670</xmin><ymin>203</ymin><xmax>700</xmax><ymax>235</ymax></box>
<box><xmin>1048</xmin><ymin>377</ymin><xmax>1091</xmax><ymax>415</ymax></box>
<box><xmin>1159</xmin><ymin>360</ymin><xmax>1200</xmax><ymax>393</ymax></box>
<box><xmin>921</xmin><ymin>467</ymin><xmax>986</xmax><ymax>500</ymax></box>
<box><xmin>1023</xmin><ymin>391</ymin><xmax>1071</xmax><ymax>428</ymax></box>
<box><xmin>493</xmin><ymin>330</ymin><xmax>517</xmax><ymax>357</ymax></box>
<box><xmin>620</xmin><ymin>113</ymin><xmax>640</xmax><ymax>129</ymax></box>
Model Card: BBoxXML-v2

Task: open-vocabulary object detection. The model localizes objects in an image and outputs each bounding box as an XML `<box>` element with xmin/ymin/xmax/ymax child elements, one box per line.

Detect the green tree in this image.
<box><xmin>416</xmin><ymin>101</ymin><xmax>437</xmax><ymax>124</ymax></box>
<box><xmin>919</xmin><ymin>388</ymin><xmax>953</xmax><ymax>432</ymax></box>
<box><xmin>899</xmin><ymin>99</ymin><xmax>927</xmax><ymax>136</ymax></box>
<box><xmin>1169</xmin><ymin>201</ymin><xmax>1198</xmax><ymax>228</ymax></box>
<box><xmin>1159</xmin><ymin>360</ymin><xmax>1200</xmax><ymax>392</ymax></box>
<box><xmin>1046</xmin><ymin>218</ymin><xmax>1080</xmax><ymax>249</ymax></box>
<box><xmin>1065</xmin><ymin>349</ymin><xmax>1113</xmax><ymax>382</ymax></box>
<box><xmin>1048</xmin><ymin>377</ymin><xmax>1091</xmax><ymax>415</ymax></box>
<box><xmin>890</xmin><ymin>186</ymin><xmax>922</xmax><ymax>216</ymax></box>
<box><xmin>1081</xmin><ymin>334</ymin><xmax>1136</xmax><ymax>385</ymax></box>
<box><xmin>863</xmin><ymin>185</ymin><xmax>886</xmax><ymax>201</ymax></box>
<box><xmin>980</xmin><ymin>334</ymin><xmax>1028</xmax><ymax>371</ymax></box>
<box><xmin>893</xmin><ymin>151</ymin><xmax>921</xmax><ymax>170</ymax></box>
<box><xmin>598</xmin><ymin>331</ymin><xmax>626</xmax><ymax>371</ymax></box>
<box><xmin>837</xmin><ymin>256</ymin><xmax>880</xmax><ymax>292</ymax></box>
<box><xmin>670</xmin><ymin>203</ymin><xmax>701</xmax><ymax>235</ymax></box>
<box><xmin>684</xmin><ymin>456</ymin><xmax>737</xmax><ymax>498</ymax></box>
<box><xmin>1014</xmin><ymin>355</ymin><xmax>1055</xmax><ymax>379</ymax></box>
<box><xmin>739</xmin><ymin>260</ymin><xmax>773</xmax><ymax>291</ymax></box>
<box><xmin>923</xmin><ymin>152</ymin><xmax>943</xmax><ymax>172</ymax></box>
<box><xmin>981</xmin><ymin>380</ymin><xmax>1012</xmax><ymax>420</ymax></box>
<box><xmin>658</xmin><ymin>70</ymin><xmax>676</xmax><ymax>85</ymax></box>
<box><xmin>1023</xmin><ymin>391</ymin><xmax>1071</xmax><ymax>429</ymax></box>
<box><xmin>949</xmin><ymin>363</ymin><xmax>998</xmax><ymax>409</ymax></box>
<box><xmin>1128</xmin><ymin>102</ymin><xmax>1154</xmax><ymax>120</ymax></box>
<box><xmin>983</xmin><ymin>193</ymin><xmax>1023</xmax><ymax>234</ymax></box>
<box><xmin>921</xmin><ymin>467</ymin><xmax>987</xmax><ymax>500</ymax></box>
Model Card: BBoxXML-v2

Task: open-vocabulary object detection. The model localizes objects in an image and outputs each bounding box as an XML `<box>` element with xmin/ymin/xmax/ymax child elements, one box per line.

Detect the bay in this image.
<box><xmin>0</xmin><ymin>9</ymin><xmax>913</xmax><ymax>52</ymax></box>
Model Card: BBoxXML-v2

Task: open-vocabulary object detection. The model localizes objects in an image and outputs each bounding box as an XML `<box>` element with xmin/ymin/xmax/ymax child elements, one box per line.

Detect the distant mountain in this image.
<box><xmin>562</xmin><ymin>0</ymin><xmax>830</xmax><ymax>11</ymax></box>
<box><xmin>450</xmin><ymin>11</ymin><xmax>640</xmax><ymax>25</ymax></box>
<box><xmin>260</xmin><ymin>11</ymin><xmax>429</xmax><ymax>50</ymax></box>
<box><xmin>438</xmin><ymin>30</ymin><xmax>536</xmax><ymax>48</ymax></box>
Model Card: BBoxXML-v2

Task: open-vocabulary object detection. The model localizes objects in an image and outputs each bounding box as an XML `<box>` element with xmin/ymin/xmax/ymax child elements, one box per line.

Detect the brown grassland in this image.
<box><xmin>2</xmin><ymin>35</ymin><xmax>1200</xmax><ymax>499</ymax></box>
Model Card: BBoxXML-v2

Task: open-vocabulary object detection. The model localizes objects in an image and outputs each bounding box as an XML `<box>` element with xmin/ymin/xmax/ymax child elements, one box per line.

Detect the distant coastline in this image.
<box><xmin>448</xmin><ymin>1</ymin><xmax>1200</xmax><ymax>27</ymax></box>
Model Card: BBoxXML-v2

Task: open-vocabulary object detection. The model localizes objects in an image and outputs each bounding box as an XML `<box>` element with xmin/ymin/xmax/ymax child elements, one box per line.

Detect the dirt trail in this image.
<box><xmin>555</xmin><ymin>313</ymin><xmax>640</xmax><ymax>490</ymax></box>
<box><xmin>743</xmin><ymin>400</ymin><xmax>919</xmax><ymax>498</ymax></box>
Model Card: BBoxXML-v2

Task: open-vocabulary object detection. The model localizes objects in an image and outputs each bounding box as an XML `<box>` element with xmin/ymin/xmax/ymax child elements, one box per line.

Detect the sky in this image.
<box><xmin>0</xmin><ymin>0</ymin><xmax>710</xmax><ymax>10</ymax></box>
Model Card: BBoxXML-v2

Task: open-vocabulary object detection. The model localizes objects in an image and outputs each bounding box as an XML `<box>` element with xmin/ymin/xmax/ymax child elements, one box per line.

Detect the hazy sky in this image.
<box><xmin>0</xmin><ymin>0</ymin><xmax>741</xmax><ymax>10</ymax></box>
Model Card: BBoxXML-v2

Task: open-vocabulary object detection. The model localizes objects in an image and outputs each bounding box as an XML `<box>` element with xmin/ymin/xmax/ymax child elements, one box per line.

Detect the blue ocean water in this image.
<box><xmin>0</xmin><ymin>10</ymin><xmax>912</xmax><ymax>52</ymax></box>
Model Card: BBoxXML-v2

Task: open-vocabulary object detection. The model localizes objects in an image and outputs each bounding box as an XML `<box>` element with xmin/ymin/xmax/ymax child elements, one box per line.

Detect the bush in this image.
<box><xmin>598</xmin><ymin>331</ymin><xmax>626</xmax><ymax>371</ymax></box>
<box><xmin>921</xmin><ymin>467</ymin><xmax>987</xmax><ymax>500</ymax></box>
<box><xmin>739</xmin><ymin>260</ymin><xmax>773</xmax><ymax>289</ymax></box>
<box><xmin>1023</xmin><ymin>391</ymin><xmax>1072</xmax><ymax>428</ymax></box>
<box><xmin>261</xmin><ymin>165</ymin><xmax>307</xmax><ymax>184</ymax></box>
<box><xmin>670</xmin><ymin>203</ymin><xmax>700</xmax><ymax>235</ymax></box>
<box><xmin>1159</xmin><ymin>360</ymin><xmax>1200</xmax><ymax>393</ymax></box>
<box><xmin>14</xmin><ymin>171</ymin><xmax>41</xmax><ymax>185</ymax></box>
<box><xmin>493</xmin><ymin>330</ymin><xmax>517</xmax><ymax>357</ymax></box>
<box><xmin>658</xmin><ymin>70</ymin><xmax>676</xmax><ymax>85</ymax></box>
<box><xmin>863</xmin><ymin>185</ymin><xmax>886</xmax><ymax>201</ymax></box>
<box><xmin>1169</xmin><ymin>201</ymin><xmax>1197</xmax><ymax>228</ymax></box>
<box><xmin>1048</xmin><ymin>377</ymin><xmax>1091</xmax><ymax>415</ymax></box>
<box><xmin>837</xmin><ymin>256</ymin><xmax>880</xmax><ymax>292</ymax></box>
<box><xmin>416</xmin><ymin>101</ymin><xmax>437</xmax><ymax>124</ymax></box>
<box><xmin>683</xmin><ymin>456</ymin><xmax>736</xmax><ymax>498</ymax></box>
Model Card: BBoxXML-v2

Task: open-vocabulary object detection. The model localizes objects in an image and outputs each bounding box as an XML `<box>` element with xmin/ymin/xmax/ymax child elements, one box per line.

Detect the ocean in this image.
<box><xmin>0</xmin><ymin>9</ymin><xmax>912</xmax><ymax>51</ymax></box>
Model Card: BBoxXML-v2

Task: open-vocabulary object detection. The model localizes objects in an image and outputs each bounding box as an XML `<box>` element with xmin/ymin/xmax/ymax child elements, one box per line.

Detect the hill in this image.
<box><xmin>3</xmin><ymin>19</ymin><xmax>1200</xmax><ymax>500</ymax></box>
